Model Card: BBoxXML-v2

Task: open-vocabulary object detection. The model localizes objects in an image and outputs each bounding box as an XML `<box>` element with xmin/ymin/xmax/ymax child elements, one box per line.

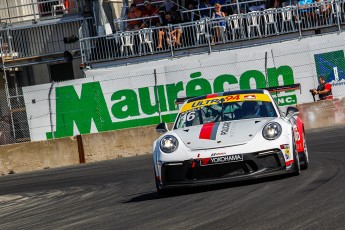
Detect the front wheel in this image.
<box><xmin>154</xmin><ymin>168</ymin><xmax>172</xmax><ymax>196</ymax></box>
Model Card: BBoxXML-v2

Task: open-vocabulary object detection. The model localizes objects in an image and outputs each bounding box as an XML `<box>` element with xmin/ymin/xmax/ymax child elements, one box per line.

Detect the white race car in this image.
<box><xmin>153</xmin><ymin>88</ymin><xmax>309</xmax><ymax>194</ymax></box>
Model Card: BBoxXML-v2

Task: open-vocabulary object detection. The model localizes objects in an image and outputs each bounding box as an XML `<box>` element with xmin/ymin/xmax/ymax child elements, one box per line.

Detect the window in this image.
<box><xmin>49</xmin><ymin>62</ymin><xmax>74</xmax><ymax>82</ymax></box>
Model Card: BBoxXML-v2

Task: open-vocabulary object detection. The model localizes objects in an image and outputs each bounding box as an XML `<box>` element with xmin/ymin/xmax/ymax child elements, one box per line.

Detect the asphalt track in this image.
<box><xmin>0</xmin><ymin>127</ymin><xmax>345</xmax><ymax>230</ymax></box>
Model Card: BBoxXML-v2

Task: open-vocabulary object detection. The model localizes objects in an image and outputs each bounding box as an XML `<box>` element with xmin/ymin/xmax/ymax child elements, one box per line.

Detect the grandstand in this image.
<box><xmin>81</xmin><ymin>0</ymin><xmax>344</xmax><ymax>68</ymax></box>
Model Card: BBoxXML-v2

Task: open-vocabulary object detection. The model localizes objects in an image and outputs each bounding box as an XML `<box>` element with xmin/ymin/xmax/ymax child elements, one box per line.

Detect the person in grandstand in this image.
<box><xmin>142</xmin><ymin>1</ymin><xmax>160</xmax><ymax>27</ymax></box>
<box><xmin>248</xmin><ymin>1</ymin><xmax>266</xmax><ymax>11</ymax></box>
<box><xmin>211</xmin><ymin>3</ymin><xmax>226</xmax><ymax>44</ymax></box>
<box><xmin>157</xmin><ymin>12</ymin><xmax>182</xmax><ymax>48</ymax></box>
<box><xmin>197</xmin><ymin>0</ymin><xmax>212</xmax><ymax>19</ymax></box>
<box><xmin>127</xmin><ymin>3</ymin><xmax>143</xmax><ymax>30</ymax></box>
<box><xmin>316</xmin><ymin>0</ymin><xmax>331</xmax><ymax>24</ymax></box>
<box><xmin>279</xmin><ymin>0</ymin><xmax>298</xmax><ymax>7</ymax></box>
<box><xmin>312</xmin><ymin>76</ymin><xmax>333</xmax><ymax>100</ymax></box>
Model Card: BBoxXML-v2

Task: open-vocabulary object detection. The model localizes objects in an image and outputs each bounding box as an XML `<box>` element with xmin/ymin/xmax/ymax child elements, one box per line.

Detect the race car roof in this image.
<box><xmin>179</xmin><ymin>91</ymin><xmax>272</xmax><ymax>113</ymax></box>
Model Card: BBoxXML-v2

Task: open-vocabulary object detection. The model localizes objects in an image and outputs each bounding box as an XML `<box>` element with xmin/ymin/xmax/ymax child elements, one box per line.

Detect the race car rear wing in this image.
<box><xmin>175</xmin><ymin>97</ymin><xmax>191</xmax><ymax>105</ymax></box>
<box><xmin>264</xmin><ymin>83</ymin><xmax>301</xmax><ymax>94</ymax></box>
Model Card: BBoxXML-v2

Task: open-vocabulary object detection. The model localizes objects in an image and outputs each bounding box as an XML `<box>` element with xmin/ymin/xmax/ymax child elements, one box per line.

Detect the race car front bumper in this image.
<box><xmin>157</xmin><ymin>148</ymin><xmax>293</xmax><ymax>189</ymax></box>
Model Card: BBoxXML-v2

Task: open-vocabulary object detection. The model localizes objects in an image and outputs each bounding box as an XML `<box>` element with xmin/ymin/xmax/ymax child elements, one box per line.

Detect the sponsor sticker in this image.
<box><xmin>205</xmin><ymin>154</ymin><xmax>243</xmax><ymax>165</ymax></box>
<box><xmin>220</xmin><ymin>122</ymin><xmax>231</xmax><ymax>135</ymax></box>
<box><xmin>210</xmin><ymin>152</ymin><xmax>226</xmax><ymax>156</ymax></box>
<box><xmin>284</xmin><ymin>149</ymin><xmax>290</xmax><ymax>160</ymax></box>
<box><xmin>280</xmin><ymin>144</ymin><xmax>290</xmax><ymax>149</ymax></box>
<box><xmin>244</xmin><ymin>95</ymin><xmax>256</xmax><ymax>100</ymax></box>
<box><xmin>180</xmin><ymin>94</ymin><xmax>272</xmax><ymax>113</ymax></box>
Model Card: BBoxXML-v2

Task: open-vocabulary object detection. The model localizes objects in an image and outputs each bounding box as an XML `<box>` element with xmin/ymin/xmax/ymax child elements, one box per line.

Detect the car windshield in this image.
<box><xmin>174</xmin><ymin>99</ymin><xmax>277</xmax><ymax>129</ymax></box>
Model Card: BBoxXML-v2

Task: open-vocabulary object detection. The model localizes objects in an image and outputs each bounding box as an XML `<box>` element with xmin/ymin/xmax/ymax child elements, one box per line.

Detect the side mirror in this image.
<box><xmin>285</xmin><ymin>106</ymin><xmax>299</xmax><ymax>120</ymax></box>
<box><xmin>156</xmin><ymin>122</ymin><xmax>168</xmax><ymax>133</ymax></box>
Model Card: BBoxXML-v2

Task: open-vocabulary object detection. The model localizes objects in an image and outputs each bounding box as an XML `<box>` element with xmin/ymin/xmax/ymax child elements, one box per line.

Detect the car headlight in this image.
<box><xmin>160</xmin><ymin>135</ymin><xmax>179</xmax><ymax>153</ymax></box>
<box><xmin>262</xmin><ymin>122</ymin><xmax>282</xmax><ymax>140</ymax></box>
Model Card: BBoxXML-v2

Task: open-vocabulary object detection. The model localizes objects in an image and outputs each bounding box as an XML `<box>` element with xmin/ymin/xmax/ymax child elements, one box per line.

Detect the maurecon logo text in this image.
<box><xmin>211</xmin><ymin>154</ymin><xmax>243</xmax><ymax>163</ymax></box>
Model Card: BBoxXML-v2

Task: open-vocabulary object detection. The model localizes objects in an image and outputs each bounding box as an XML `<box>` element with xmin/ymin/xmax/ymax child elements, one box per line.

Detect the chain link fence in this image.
<box><xmin>0</xmin><ymin>87</ymin><xmax>29</xmax><ymax>145</ymax></box>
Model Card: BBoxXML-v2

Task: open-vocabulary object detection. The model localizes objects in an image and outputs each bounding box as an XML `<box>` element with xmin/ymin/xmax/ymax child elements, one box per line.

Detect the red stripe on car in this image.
<box><xmin>285</xmin><ymin>160</ymin><xmax>294</xmax><ymax>166</ymax></box>
<box><xmin>199</xmin><ymin>123</ymin><xmax>215</xmax><ymax>139</ymax></box>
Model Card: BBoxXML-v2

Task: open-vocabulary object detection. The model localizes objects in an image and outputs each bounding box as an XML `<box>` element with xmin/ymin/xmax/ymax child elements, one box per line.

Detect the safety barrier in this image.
<box><xmin>0</xmin><ymin>124</ymin><xmax>162</xmax><ymax>175</ymax></box>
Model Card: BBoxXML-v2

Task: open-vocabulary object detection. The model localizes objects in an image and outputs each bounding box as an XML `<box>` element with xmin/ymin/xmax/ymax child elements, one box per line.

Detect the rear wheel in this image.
<box><xmin>299</xmin><ymin>132</ymin><xmax>309</xmax><ymax>170</ymax></box>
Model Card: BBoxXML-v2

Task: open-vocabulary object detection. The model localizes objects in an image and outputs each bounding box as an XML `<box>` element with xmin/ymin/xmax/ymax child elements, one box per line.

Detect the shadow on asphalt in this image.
<box><xmin>123</xmin><ymin>174</ymin><xmax>294</xmax><ymax>203</ymax></box>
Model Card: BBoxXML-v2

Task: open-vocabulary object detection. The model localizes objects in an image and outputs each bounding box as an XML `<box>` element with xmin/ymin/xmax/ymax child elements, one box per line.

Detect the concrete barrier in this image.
<box><xmin>82</xmin><ymin>125</ymin><xmax>162</xmax><ymax>163</ymax></box>
<box><xmin>1</xmin><ymin>99</ymin><xmax>345</xmax><ymax>175</ymax></box>
<box><xmin>0</xmin><ymin>125</ymin><xmax>163</xmax><ymax>175</ymax></box>
<box><xmin>297</xmin><ymin>98</ymin><xmax>345</xmax><ymax>130</ymax></box>
<box><xmin>0</xmin><ymin>137</ymin><xmax>79</xmax><ymax>175</ymax></box>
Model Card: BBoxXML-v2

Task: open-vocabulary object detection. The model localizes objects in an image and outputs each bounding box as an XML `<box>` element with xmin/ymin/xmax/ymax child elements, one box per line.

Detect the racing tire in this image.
<box><xmin>299</xmin><ymin>132</ymin><xmax>309</xmax><ymax>170</ymax></box>
<box><xmin>155</xmin><ymin>178</ymin><xmax>166</xmax><ymax>195</ymax></box>
<box><xmin>292</xmin><ymin>136</ymin><xmax>301</xmax><ymax>176</ymax></box>
<box><xmin>154</xmin><ymin>168</ymin><xmax>173</xmax><ymax>196</ymax></box>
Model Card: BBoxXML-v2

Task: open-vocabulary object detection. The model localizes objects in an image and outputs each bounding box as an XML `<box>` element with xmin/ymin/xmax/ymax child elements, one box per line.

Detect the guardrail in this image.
<box><xmin>0</xmin><ymin>0</ymin><xmax>80</xmax><ymax>25</ymax></box>
<box><xmin>0</xmin><ymin>17</ymin><xmax>93</xmax><ymax>65</ymax></box>
<box><xmin>80</xmin><ymin>0</ymin><xmax>345</xmax><ymax>65</ymax></box>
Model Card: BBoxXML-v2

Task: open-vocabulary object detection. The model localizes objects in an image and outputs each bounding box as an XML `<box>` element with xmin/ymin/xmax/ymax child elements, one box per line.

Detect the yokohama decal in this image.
<box><xmin>199</xmin><ymin>122</ymin><xmax>219</xmax><ymax>140</ymax></box>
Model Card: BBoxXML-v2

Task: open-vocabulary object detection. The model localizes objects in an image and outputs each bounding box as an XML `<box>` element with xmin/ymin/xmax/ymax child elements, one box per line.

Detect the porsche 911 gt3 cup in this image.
<box><xmin>153</xmin><ymin>88</ymin><xmax>309</xmax><ymax>194</ymax></box>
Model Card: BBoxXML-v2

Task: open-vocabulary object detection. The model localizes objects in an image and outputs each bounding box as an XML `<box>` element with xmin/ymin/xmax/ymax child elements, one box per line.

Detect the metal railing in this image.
<box><xmin>0</xmin><ymin>17</ymin><xmax>93</xmax><ymax>66</ymax></box>
<box><xmin>80</xmin><ymin>0</ymin><xmax>344</xmax><ymax>64</ymax></box>
<box><xmin>0</xmin><ymin>0</ymin><xmax>80</xmax><ymax>25</ymax></box>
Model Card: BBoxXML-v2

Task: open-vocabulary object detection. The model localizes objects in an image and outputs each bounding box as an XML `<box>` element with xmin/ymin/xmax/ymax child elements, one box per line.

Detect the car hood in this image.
<box><xmin>174</xmin><ymin>118</ymin><xmax>275</xmax><ymax>150</ymax></box>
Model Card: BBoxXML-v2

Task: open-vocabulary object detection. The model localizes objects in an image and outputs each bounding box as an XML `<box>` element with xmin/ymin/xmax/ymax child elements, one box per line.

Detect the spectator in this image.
<box><xmin>230</xmin><ymin>0</ymin><xmax>248</xmax><ymax>14</ymax></box>
<box><xmin>298</xmin><ymin>0</ymin><xmax>314</xmax><ymax>9</ymax></box>
<box><xmin>210</xmin><ymin>0</ymin><xmax>229</xmax><ymax>15</ymax></box>
<box><xmin>198</xmin><ymin>0</ymin><xmax>212</xmax><ymax>18</ymax></box>
<box><xmin>280</xmin><ymin>0</ymin><xmax>298</xmax><ymax>7</ymax></box>
<box><xmin>211</xmin><ymin>3</ymin><xmax>226</xmax><ymax>43</ymax></box>
<box><xmin>298</xmin><ymin>0</ymin><xmax>314</xmax><ymax>24</ymax></box>
<box><xmin>127</xmin><ymin>3</ymin><xmax>143</xmax><ymax>30</ymax></box>
<box><xmin>140</xmin><ymin>21</ymin><xmax>149</xmax><ymax>29</ymax></box>
<box><xmin>312</xmin><ymin>76</ymin><xmax>333</xmax><ymax>100</ymax></box>
<box><xmin>249</xmin><ymin>1</ymin><xmax>266</xmax><ymax>11</ymax></box>
<box><xmin>316</xmin><ymin>0</ymin><xmax>331</xmax><ymax>21</ymax></box>
<box><xmin>169</xmin><ymin>7</ymin><xmax>183</xmax><ymax>22</ymax></box>
<box><xmin>165</xmin><ymin>0</ymin><xmax>178</xmax><ymax>13</ymax></box>
<box><xmin>157</xmin><ymin>12</ymin><xmax>182</xmax><ymax>48</ymax></box>
<box><xmin>142</xmin><ymin>0</ymin><xmax>160</xmax><ymax>27</ymax></box>
<box><xmin>133</xmin><ymin>0</ymin><xmax>145</xmax><ymax>5</ymax></box>
<box><xmin>185</xmin><ymin>0</ymin><xmax>198</xmax><ymax>10</ymax></box>
<box><xmin>184</xmin><ymin>0</ymin><xmax>198</xmax><ymax>22</ymax></box>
